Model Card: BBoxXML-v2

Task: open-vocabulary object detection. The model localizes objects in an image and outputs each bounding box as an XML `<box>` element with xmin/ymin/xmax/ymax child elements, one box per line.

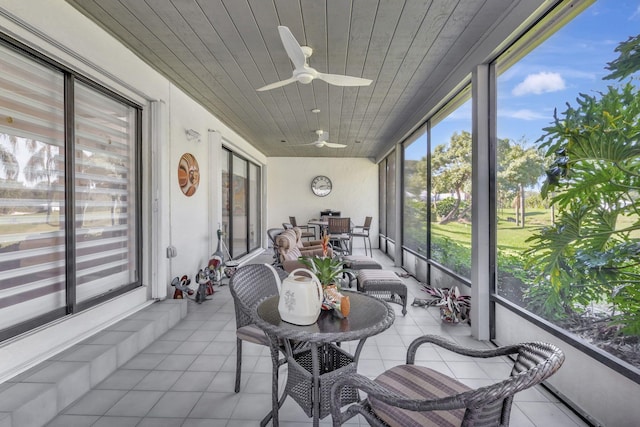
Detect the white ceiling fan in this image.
<box><xmin>257</xmin><ymin>26</ymin><xmax>373</xmax><ymax>91</ymax></box>
<box><xmin>302</xmin><ymin>130</ymin><xmax>347</xmax><ymax>148</ymax></box>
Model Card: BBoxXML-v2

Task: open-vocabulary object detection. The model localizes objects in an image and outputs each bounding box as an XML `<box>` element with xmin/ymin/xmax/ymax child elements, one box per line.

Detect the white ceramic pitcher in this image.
<box><xmin>278</xmin><ymin>268</ymin><xmax>323</xmax><ymax>325</ymax></box>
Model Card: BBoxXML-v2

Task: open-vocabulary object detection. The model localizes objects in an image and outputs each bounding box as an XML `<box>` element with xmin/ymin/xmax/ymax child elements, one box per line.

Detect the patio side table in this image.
<box><xmin>254</xmin><ymin>290</ymin><xmax>395</xmax><ymax>427</ymax></box>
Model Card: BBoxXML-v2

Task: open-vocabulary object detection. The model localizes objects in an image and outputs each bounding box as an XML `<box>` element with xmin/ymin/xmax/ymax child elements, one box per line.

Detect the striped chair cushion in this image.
<box><xmin>369</xmin><ymin>365</ymin><xmax>470</xmax><ymax>427</ymax></box>
<box><xmin>236</xmin><ymin>324</ymin><xmax>269</xmax><ymax>346</ymax></box>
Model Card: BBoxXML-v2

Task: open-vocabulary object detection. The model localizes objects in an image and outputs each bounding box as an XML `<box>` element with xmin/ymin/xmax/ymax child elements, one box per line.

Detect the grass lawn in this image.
<box><xmin>432</xmin><ymin>209</ymin><xmax>553</xmax><ymax>253</ymax></box>
<box><xmin>433</xmin><ymin>207</ymin><xmax>639</xmax><ymax>253</ymax></box>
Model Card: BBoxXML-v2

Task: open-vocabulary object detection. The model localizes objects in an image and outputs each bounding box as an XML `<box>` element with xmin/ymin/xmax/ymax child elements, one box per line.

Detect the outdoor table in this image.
<box><xmin>254</xmin><ymin>290</ymin><xmax>395</xmax><ymax>427</ymax></box>
<box><xmin>308</xmin><ymin>219</ymin><xmax>328</xmax><ymax>237</ymax></box>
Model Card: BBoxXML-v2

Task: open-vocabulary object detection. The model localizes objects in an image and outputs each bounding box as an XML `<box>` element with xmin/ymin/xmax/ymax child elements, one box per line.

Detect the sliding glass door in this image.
<box><xmin>221</xmin><ymin>148</ymin><xmax>261</xmax><ymax>259</ymax></box>
<box><xmin>0</xmin><ymin>40</ymin><xmax>141</xmax><ymax>341</ymax></box>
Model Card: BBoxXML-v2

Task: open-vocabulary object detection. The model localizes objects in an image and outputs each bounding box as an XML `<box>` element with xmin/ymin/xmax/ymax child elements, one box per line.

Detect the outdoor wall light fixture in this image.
<box><xmin>185</xmin><ymin>128</ymin><xmax>201</xmax><ymax>142</ymax></box>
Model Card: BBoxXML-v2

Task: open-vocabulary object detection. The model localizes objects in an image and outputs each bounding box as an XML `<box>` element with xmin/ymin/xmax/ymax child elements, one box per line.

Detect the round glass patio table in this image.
<box><xmin>254</xmin><ymin>290</ymin><xmax>395</xmax><ymax>427</ymax></box>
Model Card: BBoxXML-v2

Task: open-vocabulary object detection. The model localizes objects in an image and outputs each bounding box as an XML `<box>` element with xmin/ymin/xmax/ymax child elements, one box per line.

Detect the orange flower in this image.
<box><xmin>321</xmin><ymin>232</ymin><xmax>330</xmax><ymax>257</ymax></box>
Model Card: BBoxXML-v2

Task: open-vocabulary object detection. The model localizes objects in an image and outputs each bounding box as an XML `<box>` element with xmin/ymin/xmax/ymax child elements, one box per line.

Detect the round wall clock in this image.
<box><xmin>311</xmin><ymin>175</ymin><xmax>332</xmax><ymax>197</ymax></box>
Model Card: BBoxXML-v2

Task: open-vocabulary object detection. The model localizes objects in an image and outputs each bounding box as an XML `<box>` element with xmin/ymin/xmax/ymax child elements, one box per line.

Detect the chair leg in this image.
<box><xmin>235</xmin><ymin>338</ymin><xmax>242</xmax><ymax>393</ymax></box>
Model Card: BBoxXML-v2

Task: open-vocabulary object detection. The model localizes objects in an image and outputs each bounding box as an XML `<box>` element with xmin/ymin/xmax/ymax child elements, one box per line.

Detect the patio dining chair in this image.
<box><xmin>350</xmin><ymin>216</ymin><xmax>372</xmax><ymax>256</ymax></box>
<box><xmin>289</xmin><ymin>216</ymin><xmax>316</xmax><ymax>240</ymax></box>
<box><xmin>330</xmin><ymin>335</ymin><xmax>565</xmax><ymax>427</ymax></box>
<box><xmin>328</xmin><ymin>217</ymin><xmax>352</xmax><ymax>255</ymax></box>
<box><xmin>229</xmin><ymin>264</ymin><xmax>288</xmax><ymax>393</ymax></box>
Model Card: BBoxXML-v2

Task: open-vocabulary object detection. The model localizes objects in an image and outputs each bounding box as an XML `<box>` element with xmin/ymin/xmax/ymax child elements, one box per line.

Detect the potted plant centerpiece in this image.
<box><xmin>298</xmin><ymin>233</ymin><xmax>350</xmax><ymax>316</ymax></box>
<box><xmin>420</xmin><ymin>285</ymin><xmax>471</xmax><ymax>324</ymax></box>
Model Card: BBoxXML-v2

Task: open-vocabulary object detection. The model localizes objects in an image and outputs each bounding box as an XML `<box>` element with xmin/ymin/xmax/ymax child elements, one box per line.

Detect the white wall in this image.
<box><xmin>0</xmin><ymin>0</ymin><xmax>266</xmax><ymax>379</ymax></box>
<box><xmin>266</xmin><ymin>157</ymin><xmax>378</xmax><ymax>252</ymax></box>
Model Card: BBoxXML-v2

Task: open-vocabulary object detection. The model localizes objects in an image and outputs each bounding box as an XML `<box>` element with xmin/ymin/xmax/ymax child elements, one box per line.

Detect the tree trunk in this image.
<box><xmin>519</xmin><ymin>183</ymin><xmax>525</xmax><ymax>228</ymax></box>
<box><xmin>440</xmin><ymin>189</ymin><xmax>461</xmax><ymax>224</ymax></box>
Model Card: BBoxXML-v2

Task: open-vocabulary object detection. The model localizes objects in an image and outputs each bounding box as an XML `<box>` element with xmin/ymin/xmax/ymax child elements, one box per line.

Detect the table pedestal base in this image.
<box><xmin>286</xmin><ymin>344</ymin><xmax>359</xmax><ymax>420</ymax></box>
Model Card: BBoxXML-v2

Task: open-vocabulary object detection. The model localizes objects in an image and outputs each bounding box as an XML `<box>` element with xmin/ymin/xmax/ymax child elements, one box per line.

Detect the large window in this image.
<box><xmin>429</xmin><ymin>97</ymin><xmax>472</xmax><ymax>278</ymax></box>
<box><xmin>74</xmin><ymin>82</ymin><xmax>138</xmax><ymax>303</ymax></box>
<box><xmin>402</xmin><ymin>128</ymin><xmax>427</xmax><ymax>256</ymax></box>
<box><xmin>0</xmin><ymin>41</ymin><xmax>141</xmax><ymax>340</ymax></box>
<box><xmin>221</xmin><ymin>148</ymin><xmax>261</xmax><ymax>258</ymax></box>
<box><xmin>495</xmin><ymin>0</ymin><xmax>640</xmax><ymax>369</ymax></box>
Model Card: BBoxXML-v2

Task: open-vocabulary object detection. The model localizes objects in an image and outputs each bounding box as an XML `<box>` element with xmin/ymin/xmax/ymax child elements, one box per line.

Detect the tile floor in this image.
<box><xmin>46</xmin><ymin>250</ymin><xmax>589</xmax><ymax>427</ymax></box>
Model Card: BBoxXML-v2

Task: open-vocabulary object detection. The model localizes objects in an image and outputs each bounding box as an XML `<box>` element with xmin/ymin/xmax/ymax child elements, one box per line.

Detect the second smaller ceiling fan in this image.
<box><xmin>302</xmin><ymin>130</ymin><xmax>347</xmax><ymax>148</ymax></box>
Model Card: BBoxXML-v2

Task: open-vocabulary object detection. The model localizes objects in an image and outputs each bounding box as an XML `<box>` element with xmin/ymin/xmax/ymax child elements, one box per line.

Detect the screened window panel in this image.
<box><xmin>386</xmin><ymin>151</ymin><xmax>396</xmax><ymax>242</ymax></box>
<box><xmin>403</xmin><ymin>130</ymin><xmax>428</xmax><ymax>256</ymax></box>
<box><xmin>429</xmin><ymin>98</ymin><xmax>472</xmax><ymax>279</ymax></box>
<box><xmin>0</xmin><ymin>44</ymin><xmax>66</xmax><ymax>329</ymax></box>
<box><xmin>74</xmin><ymin>81</ymin><xmax>137</xmax><ymax>302</ymax></box>
<box><xmin>378</xmin><ymin>161</ymin><xmax>386</xmax><ymax>236</ymax></box>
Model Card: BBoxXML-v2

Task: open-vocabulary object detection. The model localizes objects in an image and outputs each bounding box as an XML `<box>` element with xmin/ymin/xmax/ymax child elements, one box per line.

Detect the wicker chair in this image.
<box><xmin>229</xmin><ymin>264</ymin><xmax>288</xmax><ymax>394</ymax></box>
<box><xmin>330</xmin><ymin>335</ymin><xmax>565</xmax><ymax>427</ymax></box>
<box><xmin>350</xmin><ymin>216</ymin><xmax>373</xmax><ymax>256</ymax></box>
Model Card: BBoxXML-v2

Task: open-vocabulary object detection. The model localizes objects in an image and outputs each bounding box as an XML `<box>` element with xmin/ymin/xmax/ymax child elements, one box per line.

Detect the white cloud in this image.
<box><xmin>512</xmin><ymin>72</ymin><xmax>566</xmax><ymax>96</ymax></box>
<box><xmin>499</xmin><ymin>109</ymin><xmax>548</xmax><ymax>121</ymax></box>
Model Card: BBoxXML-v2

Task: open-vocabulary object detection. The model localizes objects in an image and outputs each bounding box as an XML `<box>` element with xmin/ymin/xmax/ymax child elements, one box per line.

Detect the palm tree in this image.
<box><xmin>23</xmin><ymin>143</ymin><xmax>60</xmax><ymax>223</ymax></box>
<box><xmin>0</xmin><ymin>146</ymin><xmax>19</xmax><ymax>181</ymax></box>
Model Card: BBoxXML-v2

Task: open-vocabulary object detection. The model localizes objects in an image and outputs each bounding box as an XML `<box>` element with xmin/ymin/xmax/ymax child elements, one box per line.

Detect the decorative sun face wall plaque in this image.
<box><xmin>178</xmin><ymin>153</ymin><xmax>200</xmax><ymax>197</ymax></box>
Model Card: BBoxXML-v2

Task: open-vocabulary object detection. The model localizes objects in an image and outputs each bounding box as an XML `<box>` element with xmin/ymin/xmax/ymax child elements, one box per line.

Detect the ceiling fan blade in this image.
<box><xmin>257</xmin><ymin>76</ymin><xmax>297</xmax><ymax>91</ymax></box>
<box><xmin>316</xmin><ymin>72</ymin><xmax>372</xmax><ymax>87</ymax></box>
<box><xmin>278</xmin><ymin>26</ymin><xmax>307</xmax><ymax>69</ymax></box>
<box><xmin>324</xmin><ymin>142</ymin><xmax>347</xmax><ymax>148</ymax></box>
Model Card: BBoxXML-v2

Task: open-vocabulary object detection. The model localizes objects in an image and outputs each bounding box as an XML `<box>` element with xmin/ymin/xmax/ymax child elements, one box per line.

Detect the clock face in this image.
<box><xmin>311</xmin><ymin>175</ymin><xmax>332</xmax><ymax>197</ymax></box>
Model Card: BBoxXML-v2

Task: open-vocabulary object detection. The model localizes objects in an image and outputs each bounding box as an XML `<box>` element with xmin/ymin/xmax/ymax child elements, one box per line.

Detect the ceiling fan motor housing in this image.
<box><xmin>294</xmin><ymin>66</ymin><xmax>316</xmax><ymax>84</ymax></box>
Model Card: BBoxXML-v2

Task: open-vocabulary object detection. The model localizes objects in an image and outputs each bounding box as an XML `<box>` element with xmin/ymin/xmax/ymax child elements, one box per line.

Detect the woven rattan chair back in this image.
<box><xmin>229</xmin><ymin>264</ymin><xmax>281</xmax><ymax>330</ymax></box>
<box><xmin>465</xmin><ymin>341</ymin><xmax>566</xmax><ymax>426</ymax></box>
<box><xmin>330</xmin><ymin>335</ymin><xmax>565</xmax><ymax>427</ymax></box>
<box><xmin>229</xmin><ymin>264</ymin><xmax>287</xmax><ymax>394</ymax></box>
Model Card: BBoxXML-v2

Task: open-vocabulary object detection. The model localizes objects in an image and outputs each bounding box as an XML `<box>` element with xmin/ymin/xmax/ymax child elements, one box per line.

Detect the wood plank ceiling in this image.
<box><xmin>64</xmin><ymin>0</ymin><xmax>552</xmax><ymax>159</ymax></box>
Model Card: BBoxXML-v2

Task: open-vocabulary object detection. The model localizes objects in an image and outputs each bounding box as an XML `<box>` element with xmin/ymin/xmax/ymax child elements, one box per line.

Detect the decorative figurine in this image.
<box><xmin>194</xmin><ymin>269</ymin><xmax>211</xmax><ymax>303</ymax></box>
<box><xmin>171</xmin><ymin>275</ymin><xmax>193</xmax><ymax>299</ymax></box>
<box><xmin>203</xmin><ymin>267</ymin><xmax>215</xmax><ymax>295</ymax></box>
<box><xmin>209</xmin><ymin>226</ymin><xmax>236</xmax><ymax>285</ymax></box>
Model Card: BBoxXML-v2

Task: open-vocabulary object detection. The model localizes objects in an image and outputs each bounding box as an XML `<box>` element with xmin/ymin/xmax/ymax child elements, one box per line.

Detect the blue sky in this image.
<box><xmin>407</xmin><ymin>0</ymin><xmax>640</xmax><ymax>160</ymax></box>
